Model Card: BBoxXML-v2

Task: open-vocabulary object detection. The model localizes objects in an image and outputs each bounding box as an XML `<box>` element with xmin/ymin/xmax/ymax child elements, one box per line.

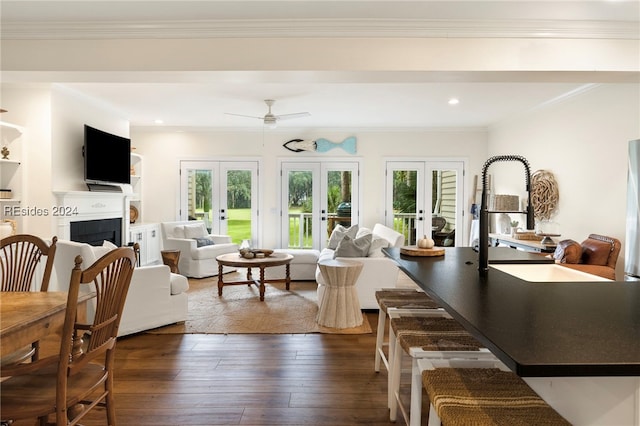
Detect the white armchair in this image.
<box><xmin>160</xmin><ymin>220</ymin><xmax>239</xmax><ymax>278</ymax></box>
<box><xmin>51</xmin><ymin>240</ymin><xmax>189</xmax><ymax>337</ymax></box>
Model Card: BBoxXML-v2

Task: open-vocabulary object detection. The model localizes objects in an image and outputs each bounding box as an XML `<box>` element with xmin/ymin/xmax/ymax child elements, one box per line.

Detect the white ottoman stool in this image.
<box><xmin>262</xmin><ymin>249</ymin><xmax>320</xmax><ymax>281</ymax></box>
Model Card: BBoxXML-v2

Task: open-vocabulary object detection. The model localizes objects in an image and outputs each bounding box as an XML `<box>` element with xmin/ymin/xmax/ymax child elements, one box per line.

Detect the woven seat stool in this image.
<box><xmin>374</xmin><ymin>289</ymin><xmax>442</xmax><ymax>373</ymax></box>
<box><xmin>388</xmin><ymin>314</ymin><xmax>496</xmax><ymax>425</ymax></box>
<box><xmin>418</xmin><ymin>358</ymin><xmax>573</xmax><ymax>426</ymax></box>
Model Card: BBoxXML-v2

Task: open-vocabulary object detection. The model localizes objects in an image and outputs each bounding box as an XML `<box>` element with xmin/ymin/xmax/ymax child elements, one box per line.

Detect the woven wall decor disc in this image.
<box><xmin>531</xmin><ymin>170</ymin><xmax>559</xmax><ymax>221</ymax></box>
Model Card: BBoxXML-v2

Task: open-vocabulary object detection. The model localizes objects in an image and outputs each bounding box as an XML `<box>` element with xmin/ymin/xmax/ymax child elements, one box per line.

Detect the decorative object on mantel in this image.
<box><xmin>283</xmin><ymin>136</ymin><xmax>357</xmax><ymax>154</ymax></box>
<box><xmin>129</xmin><ymin>205</ymin><xmax>139</xmax><ymax>224</ymax></box>
<box><xmin>0</xmin><ymin>189</ymin><xmax>12</xmax><ymax>199</ymax></box>
<box><xmin>531</xmin><ymin>169</ymin><xmax>559</xmax><ymax>220</ymax></box>
<box><xmin>1</xmin><ymin>146</ymin><xmax>9</xmax><ymax>160</ymax></box>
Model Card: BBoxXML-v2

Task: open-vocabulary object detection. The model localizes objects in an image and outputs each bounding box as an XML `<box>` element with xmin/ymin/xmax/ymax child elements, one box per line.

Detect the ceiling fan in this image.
<box><xmin>225</xmin><ymin>99</ymin><xmax>310</xmax><ymax>128</ymax></box>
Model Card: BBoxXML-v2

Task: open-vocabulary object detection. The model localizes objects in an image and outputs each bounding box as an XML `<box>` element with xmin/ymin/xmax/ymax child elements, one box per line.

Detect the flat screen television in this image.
<box><xmin>83</xmin><ymin>124</ymin><xmax>131</xmax><ymax>186</ymax></box>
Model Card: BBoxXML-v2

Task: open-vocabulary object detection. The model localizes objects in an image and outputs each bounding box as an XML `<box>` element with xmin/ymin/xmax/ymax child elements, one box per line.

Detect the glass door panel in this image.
<box><xmin>282</xmin><ymin>163</ymin><xmax>319</xmax><ymax>249</ymax></box>
<box><xmin>182</xmin><ymin>164</ymin><xmax>218</xmax><ymax>232</ymax></box>
<box><xmin>386</xmin><ymin>160</ymin><xmax>464</xmax><ymax>246</ymax></box>
<box><xmin>429</xmin><ymin>163</ymin><xmax>463</xmax><ymax>247</ymax></box>
<box><xmin>221</xmin><ymin>163</ymin><xmax>258</xmax><ymax>245</ymax></box>
<box><xmin>386</xmin><ymin>162</ymin><xmax>425</xmax><ymax>245</ymax></box>
<box><xmin>324</xmin><ymin>168</ymin><xmax>354</xmax><ymax>239</ymax></box>
<box><xmin>281</xmin><ymin>161</ymin><xmax>359</xmax><ymax>250</ymax></box>
<box><xmin>181</xmin><ymin>161</ymin><xmax>258</xmax><ymax>244</ymax></box>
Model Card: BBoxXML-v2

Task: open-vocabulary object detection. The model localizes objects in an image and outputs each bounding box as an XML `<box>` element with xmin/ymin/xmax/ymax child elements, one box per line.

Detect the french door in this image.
<box><xmin>385</xmin><ymin>160</ymin><xmax>464</xmax><ymax>246</ymax></box>
<box><xmin>180</xmin><ymin>160</ymin><xmax>258</xmax><ymax>245</ymax></box>
<box><xmin>280</xmin><ymin>160</ymin><xmax>360</xmax><ymax>250</ymax></box>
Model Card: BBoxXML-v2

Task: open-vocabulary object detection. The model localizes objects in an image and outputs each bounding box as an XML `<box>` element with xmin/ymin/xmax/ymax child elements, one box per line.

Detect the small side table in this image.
<box><xmin>161</xmin><ymin>249</ymin><xmax>181</xmax><ymax>274</ymax></box>
<box><xmin>316</xmin><ymin>258</ymin><xmax>364</xmax><ymax>328</ymax></box>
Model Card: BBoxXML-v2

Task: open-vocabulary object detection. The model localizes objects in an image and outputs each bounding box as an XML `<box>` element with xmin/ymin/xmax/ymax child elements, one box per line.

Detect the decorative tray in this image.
<box><xmin>400</xmin><ymin>246</ymin><xmax>445</xmax><ymax>257</ymax></box>
<box><xmin>239</xmin><ymin>248</ymin><xmax>274</xmax><ymax>259</ymax></box>
<box><xmin>513</xmin><ymin>231</ymin><xmax>542</xmax><ymax>241</ymax></box>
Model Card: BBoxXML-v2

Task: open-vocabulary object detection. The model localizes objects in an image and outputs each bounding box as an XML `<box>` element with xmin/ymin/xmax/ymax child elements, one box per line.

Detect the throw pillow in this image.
<box><xmin>368</xmin><ymin>237</ymin><xmax>390</xmax><ymax>257</ymax></box>
<box><xmin>553</xmin><ymin>239</ymin><xmax>582</xmax><ymax>264</ymax></box>
<box><xmin>184</xmin><ymin>223</ymin><xmax>207</xmax><ymax>239</ymax></box>
<box><xmin>581</xmin><ymin>238</ymin><xmax>611</xmax><ymax>266</ymax></box>
<box><xmin>334</xmin><ymin>233</ymin><xmax>372</xmax><ymax>258</ymax></box>
<box><xmin>92</xmin><ymin>245</ymin><xmax>111</xmax><ymax>259</ymax></box>
<box><xmin>328</xmin><ymin>224</ymin><xmax>359</xmax><ymax>250</ymax></box>
<box><xmin>355</xmin><ymin>227</ymin><xmax>372</xmax><ymax>238</ymax></box>
<box><xmin>102</xmin><ymin>240</ymin><xmax>118</xmax><ymax>250</ymax></box>
<box><xmin>194</xmin><ymin>237</ymin><xmax>214</xmax><ymax>248</ymax></box>
<box><xmin>172</xmin><ymin>225</ymin><xmax>186</xmax><ymax>239</ymax></box>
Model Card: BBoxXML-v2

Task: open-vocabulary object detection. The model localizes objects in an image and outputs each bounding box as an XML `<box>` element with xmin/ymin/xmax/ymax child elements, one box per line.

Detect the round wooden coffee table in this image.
<box><xmin>215</xmin><ymin>252</ymin><xmax>294</xmax><ymax>301</ymax></box>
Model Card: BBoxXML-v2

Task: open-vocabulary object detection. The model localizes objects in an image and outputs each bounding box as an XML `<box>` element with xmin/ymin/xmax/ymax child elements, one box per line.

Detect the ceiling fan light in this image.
<box><xmin>265</xmin><ymin>120</ymin><xmax>277</xmax><ymax>129</ymax></box>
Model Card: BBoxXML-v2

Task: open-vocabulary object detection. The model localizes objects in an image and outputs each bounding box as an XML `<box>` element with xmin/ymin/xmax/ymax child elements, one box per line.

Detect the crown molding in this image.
<box><xmin>2</xmin><ymin>18</ymin><xmax>638</xmax><ymax>40</ymax></box>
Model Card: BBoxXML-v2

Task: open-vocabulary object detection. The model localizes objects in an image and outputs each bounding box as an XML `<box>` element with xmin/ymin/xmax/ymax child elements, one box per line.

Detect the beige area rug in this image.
<box><xmin>148</xmin><ymin>271</ymin><xmax>373</xmax><ymax>335</ymax></box>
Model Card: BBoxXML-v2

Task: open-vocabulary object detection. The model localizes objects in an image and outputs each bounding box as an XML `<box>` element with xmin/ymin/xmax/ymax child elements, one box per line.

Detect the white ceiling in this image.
<box><xmin>2</xmin><ymin>1</ymin><xmax>639</xmax><ymax>130</ymax></box>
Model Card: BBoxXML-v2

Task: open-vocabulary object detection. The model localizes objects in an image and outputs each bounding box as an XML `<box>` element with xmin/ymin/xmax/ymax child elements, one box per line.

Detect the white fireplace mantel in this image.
<box><xmin>53</xmin><ymin>191</ymin><xmax>131</xmax><ymax>241</ymax></box>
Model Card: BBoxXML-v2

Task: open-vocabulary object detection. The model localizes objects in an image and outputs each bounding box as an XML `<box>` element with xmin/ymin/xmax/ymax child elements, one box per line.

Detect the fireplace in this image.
<box><xmin>70</xmin><ymin>218</ymin><xmax>122</xmax><ymax>246</ymax></box>
<box><xmin>54</xmin><ymin>191</ymin><xmax>130</xmax><ymax>244</ymax></box>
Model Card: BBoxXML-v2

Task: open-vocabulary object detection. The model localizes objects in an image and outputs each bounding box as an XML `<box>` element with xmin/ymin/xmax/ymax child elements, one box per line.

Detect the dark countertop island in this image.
<box><xmin>384</xmin><ymin>247</ymin><xmax>640</xmax><ymax>377</ymax></box>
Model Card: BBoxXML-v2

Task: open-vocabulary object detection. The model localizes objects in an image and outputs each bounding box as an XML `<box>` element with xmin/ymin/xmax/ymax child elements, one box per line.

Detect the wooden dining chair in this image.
<box><xmin>0</xmin><ymin>246</ymin><xmax>137</xmax><ymax>426</ymax></box>
<box><xmin>1</xmin><ymin>233</ymin><xmax>58</xmax><ymax>292</ymax></box>
<box><xmin>0</xmin><ymin>234</ymin><xmax>58</xmax><ymax>364</ymax></box>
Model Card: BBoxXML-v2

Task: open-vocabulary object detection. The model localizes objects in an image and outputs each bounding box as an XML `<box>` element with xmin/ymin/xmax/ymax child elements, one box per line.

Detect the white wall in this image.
<box><xmin>131</xmin><ymin>127</ymin><xmax>487</xmax><ymax>248</ymax></box>
<box><xmin>51</xmin><ymin>84</ymin><xmax>130</xmax><ymax>192</ymax></box>
<box><xmin>488</xmin><ymin>83</ymin><xmax>640</xmax><ymax>279</ymax></box>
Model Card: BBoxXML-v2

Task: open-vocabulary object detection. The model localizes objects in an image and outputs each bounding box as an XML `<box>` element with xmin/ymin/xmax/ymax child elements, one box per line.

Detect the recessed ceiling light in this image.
<box><xmin>448</xmin><ymin>98</ymin><xmax>460</xmax><ymax>105</ymax></box>
<box><xmin>154</xmin><ymin>119</ymin><xmax>164</xmax><ymax>125</ymax></box>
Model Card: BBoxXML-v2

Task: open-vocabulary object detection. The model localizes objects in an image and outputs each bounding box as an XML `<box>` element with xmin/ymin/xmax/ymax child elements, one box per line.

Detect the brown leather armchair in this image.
<box><xmin>554</xmin><ymin>234</ymin><xmax>621</xmax><ymax>280</ymax></box>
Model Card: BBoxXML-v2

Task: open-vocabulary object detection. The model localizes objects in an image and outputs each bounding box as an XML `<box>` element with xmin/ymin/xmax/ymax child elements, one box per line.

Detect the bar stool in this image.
<box><xmin>418</xmin><ymin>358</ymin><xmax>572</xmax><ymax>426</ymax></box>
<box><xmin>374</xmin><ymin>288</ymin><xmax>443</xmax><ymax>373</ymax></box>
<box><xmin>388</xmin><ymin>313</ymin><xmax>497</xmax><ymax>426</ymax></box>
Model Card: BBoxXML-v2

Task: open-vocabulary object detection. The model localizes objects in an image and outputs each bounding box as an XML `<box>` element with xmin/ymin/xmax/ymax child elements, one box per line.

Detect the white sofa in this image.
<box><xmin>160</xmin><ymin>221</ymin><xmax>239</xmax><ymax>278</ymax></box>
<box><xmin>51</xmin><ymin>240</ymin><xmax>189</xmax><ymax>337</ymax></box>
<box><xmin>316</xmin><ymin>223</ymin><xmax>405</xmax><ymax>309</ymax></box>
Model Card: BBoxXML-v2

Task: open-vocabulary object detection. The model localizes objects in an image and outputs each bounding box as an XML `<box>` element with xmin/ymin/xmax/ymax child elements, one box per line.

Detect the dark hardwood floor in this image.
<box><xmin>14</xmin><ymin>312</ymin><xmax>425</xmax><ymax>426</ymax></box>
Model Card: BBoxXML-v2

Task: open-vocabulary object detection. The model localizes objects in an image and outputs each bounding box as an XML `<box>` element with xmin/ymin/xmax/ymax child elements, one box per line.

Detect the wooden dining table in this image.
<box><xmin>0</xmin><ymin>291</ymin><xmax>93</xmax><ymax>358</ymax></box>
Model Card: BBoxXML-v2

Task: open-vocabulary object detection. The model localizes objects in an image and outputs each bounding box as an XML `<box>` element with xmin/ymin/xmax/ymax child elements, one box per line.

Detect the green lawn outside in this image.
<box><xmin>226</xmin><ymin>208</ymin><xmax>251</xmax><ymax>244</ymax></box>
<box><xmin>203</xmin><ymin>207</ymin><xmax>313</xmax><ymax>247</ymax></box>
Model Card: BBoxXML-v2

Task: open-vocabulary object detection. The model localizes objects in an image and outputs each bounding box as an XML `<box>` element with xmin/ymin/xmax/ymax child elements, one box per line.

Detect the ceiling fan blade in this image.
<box><xmin>225</xmin><ymin>112</ymin><xmax>263</xmax><ymax>120</ymax></box>
<box><xmin>274</xmin><ymin>112</ymin><xmax>311</xmax><ymax>121</ymax></box>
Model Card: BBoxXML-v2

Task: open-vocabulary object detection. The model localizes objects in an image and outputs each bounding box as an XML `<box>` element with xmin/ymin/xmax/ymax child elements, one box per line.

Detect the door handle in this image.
<box><xmin>321</xmin><ymin>217</ymin><xmax>326</xmax><ymax>221</ymax></box>
<box><xmin>220</xmin><ymin>216</ymin><xmax>226</xmax><ymax>220</ymax></box>
<box><xmin>418</xmin><ymin>217</ymin><xmax>423</xmax><ymax>221</ymax></box>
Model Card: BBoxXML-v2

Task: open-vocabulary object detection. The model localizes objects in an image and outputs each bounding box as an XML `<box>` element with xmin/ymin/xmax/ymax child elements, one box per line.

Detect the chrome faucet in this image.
<box><xmin>478</xmin><ymin>155</ymin><xmax>535</xmax><ymax>274</ymax></box>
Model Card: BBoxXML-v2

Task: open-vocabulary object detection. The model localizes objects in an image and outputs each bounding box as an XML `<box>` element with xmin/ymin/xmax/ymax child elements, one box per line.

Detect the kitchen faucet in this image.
<box><xmin>478</xmin><ymin>155</ymin><xmax>535</xmax><ymax>274</ymax></box>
